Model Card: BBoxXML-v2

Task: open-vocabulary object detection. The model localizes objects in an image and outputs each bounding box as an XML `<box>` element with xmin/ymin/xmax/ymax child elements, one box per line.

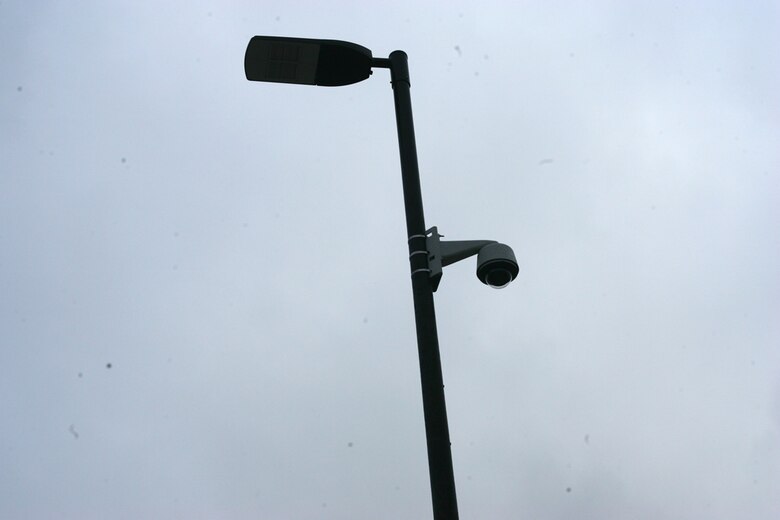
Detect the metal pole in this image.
<box><xmin>387</xmin><ymin>50</ymin><xmax>459</xmax><ymax>520</ymax></box>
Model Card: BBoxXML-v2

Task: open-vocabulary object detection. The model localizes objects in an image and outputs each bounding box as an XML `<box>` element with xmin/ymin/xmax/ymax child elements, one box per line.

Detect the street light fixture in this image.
<box><xmin>244</xmin><ymin>36</ymin><xmax>373</xmax><ymax>86</ymax></box>
<box><xmin>245</xmin><ymin>35</ymin><xmax>518</xmax><ymax>520</ymax></box>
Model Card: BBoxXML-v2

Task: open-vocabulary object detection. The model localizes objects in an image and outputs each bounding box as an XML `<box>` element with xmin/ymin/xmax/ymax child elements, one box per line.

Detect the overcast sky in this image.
<box><xmin>2</xmin><ymin>1</ymin><xmax>779</xmax><ymax>519</ymax></box>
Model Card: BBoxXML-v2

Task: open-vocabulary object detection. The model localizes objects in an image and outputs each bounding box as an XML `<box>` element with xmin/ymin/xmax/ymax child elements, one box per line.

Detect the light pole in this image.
<box><xmin>245</xmin><ymin>36</ymin><xmax>519</xmax><ymax>520</ymax></box>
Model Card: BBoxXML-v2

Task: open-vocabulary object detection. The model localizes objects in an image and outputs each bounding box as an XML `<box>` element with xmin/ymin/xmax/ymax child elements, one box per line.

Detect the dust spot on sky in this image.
<box><xmin>454</xmin><ymin>45</ymin><xmax>462</xmax><ymax>56</ymax></box>
<box><xmin>584</xmin><ymin>434</ymin><xmax>590</xmax><ymax>444</ymax></box>
<box><xmin>566</xmin><ymin>487</ymin><xmax>572</xmax><ymax>493</ymax></box>
<box><xmin>362</xmin><ymin>317</ymin><xmax>368</xmax><ymax>324</ymax></box>
<box><xmin>538</xmin><ymin>158</ymin><xmax>554</xmax><ymax>165</ymax></box>
<box><xmin>121</xmin><ymin>157</ymin><xmax>126</xmax><ymax>163</ymax></box>
<box><xmin>275</xmin><ymin>16</ymin><xmax>280</xmax><ymax>21</ymax></box>
<box><xmin>106</xmin><ymin>363</ymin><xmax>112</xmax><ymax>369</ymax></box>
<box><xmin>17</xmin><ymin>86</ymin><xmax>23</xmax><ymax>92</ymax></box>
<box><xmin>347</xmin><ymin>441</ymin><xmax>353</xmax><ymax>447</ymax></box>
<box><xmin>69</xmin><ymin>424</ymin><xmax>79</xmax><ymax>439</ymax></box>
<box><xmin>78</xmin><ymin>372</ymin><xmax>83</xmax><ymax>378</ymax></box>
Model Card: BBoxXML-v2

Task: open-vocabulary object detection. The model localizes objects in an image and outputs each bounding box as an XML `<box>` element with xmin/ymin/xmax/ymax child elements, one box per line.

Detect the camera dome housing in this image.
<box><xmin>476</xmin><ymin>243</ymin><xmax>519</xmax><ymax>289</ymax></box>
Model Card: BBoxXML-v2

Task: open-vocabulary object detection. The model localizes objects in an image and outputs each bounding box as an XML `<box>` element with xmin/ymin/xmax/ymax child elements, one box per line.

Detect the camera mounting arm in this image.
<box><xmin>427</xmin><ymin>227</ymin><xmax>493</xmax><ymax>290</ymax></box>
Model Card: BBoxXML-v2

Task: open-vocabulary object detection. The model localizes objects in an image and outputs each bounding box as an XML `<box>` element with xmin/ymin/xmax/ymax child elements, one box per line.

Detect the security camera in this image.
<box><xmin>476</xmin><ymin>243</ymin><xmax>519</xmax><ymax>289</ymax></box>
<box><xmin>425</xmin><ymin>227</ymin><xmax>519</xmax><ymax>291</ymax></box>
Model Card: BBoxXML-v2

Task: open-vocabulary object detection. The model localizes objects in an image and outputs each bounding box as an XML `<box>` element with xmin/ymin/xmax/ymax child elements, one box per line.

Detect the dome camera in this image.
<box><xmin>476</xmin><ymin>243</ymin><xmax>519</xmax><ymax>289</ymax></box>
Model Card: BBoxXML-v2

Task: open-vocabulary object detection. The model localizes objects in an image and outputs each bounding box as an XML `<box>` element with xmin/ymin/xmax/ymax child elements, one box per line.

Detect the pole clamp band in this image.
<box><xmin>407</xmin><ymin>234</ymin><xmax>430</xmax><ymax>274</ymax></box>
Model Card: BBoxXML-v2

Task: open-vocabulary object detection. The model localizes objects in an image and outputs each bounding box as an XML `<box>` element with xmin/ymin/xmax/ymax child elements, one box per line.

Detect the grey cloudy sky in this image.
<box><xmin>2</xmin><ymin>1</ymin><xmax>779</xmax><ymax>518</ymax></box>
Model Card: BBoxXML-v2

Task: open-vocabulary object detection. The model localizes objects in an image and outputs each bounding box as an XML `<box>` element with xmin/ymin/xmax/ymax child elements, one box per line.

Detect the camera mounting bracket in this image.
<box><xmin>426</xmin><ymin>226</ymin><xmax>496</xmax><ymax>292</ymax></box>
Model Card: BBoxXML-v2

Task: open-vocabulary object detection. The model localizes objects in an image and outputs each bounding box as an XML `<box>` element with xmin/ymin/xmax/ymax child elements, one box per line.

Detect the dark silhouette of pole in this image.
<box><xmin>384</xmin><ymin>50</ymin><xmax>460</xmax><ymax>520</ymax></box>
<box><xmin>245</xmin><ymin>37</ymin><xmax>462</xmax><ymax>518</ymax></box>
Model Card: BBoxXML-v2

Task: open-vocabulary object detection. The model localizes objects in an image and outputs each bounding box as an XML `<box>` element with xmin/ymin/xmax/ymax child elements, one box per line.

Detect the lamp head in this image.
<box><xmin>245</xmin><ymin>36</ymin><xmax>373</xmax><ymax>86</ymax></box>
